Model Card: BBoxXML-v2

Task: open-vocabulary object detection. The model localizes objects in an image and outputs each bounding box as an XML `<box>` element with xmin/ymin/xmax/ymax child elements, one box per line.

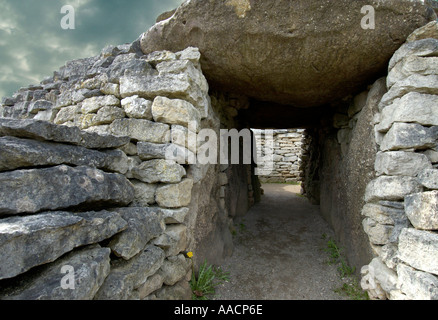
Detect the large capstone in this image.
<box><xmin>141</xmin><ymin>0</ymin><xmax>436</xmax><ymax>108</ymax></box>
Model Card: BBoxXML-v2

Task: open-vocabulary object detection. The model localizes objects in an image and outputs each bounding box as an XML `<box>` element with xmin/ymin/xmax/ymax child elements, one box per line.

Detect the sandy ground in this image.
<box><xmin>214</xmin><ymin>183</ymin><xmax>348</xmax><ymax>300</ymax></box>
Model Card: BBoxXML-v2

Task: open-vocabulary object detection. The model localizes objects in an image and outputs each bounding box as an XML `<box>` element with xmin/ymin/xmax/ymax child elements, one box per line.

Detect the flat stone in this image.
<box><xmin>130</xmin><ymin>180</ymin><xmax>158</xmax><ymax>206</ymax></box>
<box><xmin>131</xmin><ymin>159</ymin><xmax>186</xmax><ymax>183</ymax></box>
<box><xmin>110</xmin><ymin>118</ymin><xmax>170</xmax><ymax>143</ymax></box>
<box><xmin>362</xmin><ymin>217</ymin><xmax>393</xmax><ymax>245</ymax></box>
<box><xmin>155</xmin><ymin>278</ymin><xmax>191</xmax><ymax>300</ymax></box>
<box><xmin>379</xmin><ymin>74</ymin><xmax>438</xmax><ymax>109</ymax></box>
<box><xmin>387</xmin><ymin>56</ymin><xmax>438</xmax><ymax>89</ymax></box>
<box><xmin>389</xmin><ymin>38</ymin><xmax>438</xmax><ymax>71</ymax></box>
<box><xmin>374</xmin><ymin>151</ymin><xmax>432</xmax><ymax>176</ymax></box>
<box><xmin>81</xmin><ymin>95</ymin><xmax>120</xmax><ymax>114</ymax></box>
<box><xmin>0</xmin><ymin>136</ymin><xmax>129</xmax><ymax>173</ymax></box>
<box><xmin>119</xmin><ymin>72</ymin><xmax>208</xmax><ymax>118</ymax></box>
<box><xmin>380</xmin><ymin>122</ymin><xmax>437</xmax><ymax>151</ymax></box>
<box><xmin>160</xmin><ymin>207</ymin><xmax>190</xmax><ymax>224</ymax></box>
<box><xmin>417</xmin><ymin>169</ymin><xmax>438</xmax><ymax>189</ymax></box>
<box><xmin>155</xmin><ymin>179</ymin><xmax>194</xmax><ymax>208</ymax></box>
<box><xmin>121</xmin><ymin>95</ymin><xmax>153</xmax><ymax>120</ymax></box>
<box><xmin>87</xmin><ymin>106</ymin><xmax>125</xmax><ymax>127</ymax></box>
<box><xmin>399</xmin><ymin>228</ymin><xmax>438</xmax><ymax>275</ymax></box>
<box><xmin>94</xmin><ymin>245</ymin><xmax>165</xmax><ymax>300</ymax></box>
<box><xmin>364</xmin><ymin>175</ymin><xmax>423</xmax><ymax>202</ymax></box>
<box><xmin>361</xmin><ymin>203</ymin><xmax>403</xmax><ymax>225</ymax></box>
<box><xmin>0</xmin><ymin>118</ymin><xmax>130</xmax><ymax>149</ymax></box>
<box><xmin>405</xmin><ymin>191</ymin><xmax>438</xmax><ymax>230</ymax></box>
<box><xmin>153</xmin><ymin>224</ymin><xmax>188</xmax><ymax>257</ymax></box>
<box><xmin>131</xmin><ymin>273</ymin><xmax>163</xmax><ymax>300</ymax></box>
<box><xmin>137</xmin><ymin>141</ymin><xmax>195</xmax><ymax>164</ymax></box>
<box><xmin>0</xmin><ymin>245</ymin><xmax>111</xmax><ymax>300</ymax></box>
<box><xmin>0</xmin><ymin>210</ymin><xmax>127</xmax><ymax>280</ymax></box>
<box><xmin>368</xmin><ymin>257</ymin><xmax>398</xmax><ymax>293</ymax></box>
<box><xmin>397</xmin><ymin>263</ymin><xmax>438</xmax><ymax>300</ymax></box>
<box><xmin>54</xmin><ymin>105</ymin><xmax>80</xmax><ymax>124</ymax></box>
<box><xmin>406</xmin><ymin>21</ymin><xmax>438</xmax><ymax>42</ymax></box>
<box><xmin>159</xmin><ymin>254</ymin><xmax>191</xmax><ymax>286</ymax></box>
<box><xmin>108</xmin><ymin>207</ymin><xmax>165</xmax><ymax>260</ymax></box>
<box><xmin>377</xmin><ymin>92</ymin><xmax>438</xmax><ymax>132</ymax></box>
<box><xmin>151</xmin><ymin>96</ymin><xmax>201</xmax><ymax>130</ymax></box>
<box><xmin>0</xmin><ymin>165</ymin><xmax>134</xmax><ymax>216</ymax></box>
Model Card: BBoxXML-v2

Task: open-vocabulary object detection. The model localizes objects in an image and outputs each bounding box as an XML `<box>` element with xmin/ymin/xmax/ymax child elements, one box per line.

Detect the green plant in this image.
<box><xmin>190</xmin><ymin>260</ymin><xmax>230</xmax><ymax>300</ymax></box>
<box><xmin>321</xmin><ymin>234</ymin><xmax>368</xmax><ymax>300</ymax></box>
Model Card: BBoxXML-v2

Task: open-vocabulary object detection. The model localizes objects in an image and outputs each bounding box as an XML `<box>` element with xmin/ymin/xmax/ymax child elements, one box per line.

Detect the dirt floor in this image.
<box><xmin>214</xmin><ymin>183</ymin><xmax>349</xmax><ymax>300</ymax></box>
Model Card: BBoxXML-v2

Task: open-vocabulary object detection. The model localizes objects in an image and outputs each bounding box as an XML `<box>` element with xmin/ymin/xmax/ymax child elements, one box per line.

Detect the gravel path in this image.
<box><xmin>214</xmin><ymin>183</ymin><xmax>348</xmax><ymax>300</ymax></box>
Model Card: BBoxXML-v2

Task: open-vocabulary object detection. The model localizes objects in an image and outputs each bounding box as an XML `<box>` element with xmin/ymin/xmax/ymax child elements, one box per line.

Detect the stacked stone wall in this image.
<box><xmin>0</xmin><ymin>42</ymin><xmax>226</xmax><ymax>299</ymax></box>
<box><xmin>254</xmin><ymin>129</ymin><xmax>305</xmax><ymax>184</ymax></box>
<box><xmin>360</xmin><ymin>23</ymin><xmax>438</xmax><ymax>300</ymax></box>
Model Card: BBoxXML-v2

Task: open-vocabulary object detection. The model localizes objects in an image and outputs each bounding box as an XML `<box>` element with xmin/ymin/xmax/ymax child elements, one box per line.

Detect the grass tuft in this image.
<box><xmin>190</xmin><ymin>260</ymin><xmax>230</xmax><ymax>300</ymax></box>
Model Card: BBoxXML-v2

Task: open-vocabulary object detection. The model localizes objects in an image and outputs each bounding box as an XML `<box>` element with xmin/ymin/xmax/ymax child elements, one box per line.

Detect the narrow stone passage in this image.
<box><xmin>215</xmin><ymin>184</ymin><xmax>348</xmax><ymax>300</ymax></box>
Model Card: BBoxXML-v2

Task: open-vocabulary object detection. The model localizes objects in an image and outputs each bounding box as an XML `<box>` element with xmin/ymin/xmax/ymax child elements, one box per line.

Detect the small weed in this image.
<box><xmin>190</xmin><ymin>260</ymin><xmax>230</xmax><ymax>300</ymax></box>
<box><xmin>322</xmin><ymin>234</ymin><xmax>368</xmax><ymax>300</ymax></box>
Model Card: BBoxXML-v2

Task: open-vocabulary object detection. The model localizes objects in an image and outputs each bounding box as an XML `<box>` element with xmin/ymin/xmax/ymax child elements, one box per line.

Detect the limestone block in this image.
<box><xmin>362</xmin><ymin>218</ymin><xmax>393</xmax><ymax>245</ymax></box>
<box><xmin>121</xmin><ymin>95</ymin><xmax>153</xmax><ymax>120</ymax></box>
<box><xmin>377</xmin><ymin>92</ymin><xmax>438</xmax><ymax>132</ymax></box>
<box><xmin>94</xmin><ymin>245</ymin><xmax>165</xmax><ymax>300</ymax></box>
<box><xmin>131</xmin><ymin>159</ymin><xmax>186</xmax><ymax>183</ymax></box>
<box><xmin>417</xmin><ymin>169</ymin><xmax>438</xmax><ymax>189</ymax></box>
<box><xmin>399</xmin><ymin>228</ymin><xmax>438</xmax><ymax>275</ymax></box>
<box><xmin>108</xmin><ymin>207</ymin><xmax>165</xmax><ymax>260</ymax></box>
<box><xmin>0</xmin><ymin>165</ymin><xmax>135</xmax><ymax>216</ymax></box>
<box><xmin>0</xmin><ymin>136</ymin><xmax>129</xmax><ymax>173</ymax></box>
<box><xmin>54</xmin><ymin>105</ymin><xmax>80</xmax><ymax>124</ymax></box>
<box><xmin>155</xmin><ymin>179</ymin><xmax>194</xmax><ymax>208</ymax></box>
<box><xmin>361</xmin><ymin>203</ymin><xmax>401</xmax><ymax>225</ymax></box>
<box><xmin>119</xmin><ymin>72</ymin><xmax>208</xmax><ymax>118</ymax></box>
<box><xmin>387</xmin><ymin>56</ymin><xmax>438</xmax><ymax>89</ymax></box>
<box><xmin>405</xmin><ymin>191</ymin><xmax>438</xmax><ymax>230</ymax></box>
<box><xmin>397</xmin><ymin>263</ymin><xmax>438</xmax><ymax>300</ymax></box>
<box><xmin>389</xmin><ymin>39</ymin><xmax>438</xmax><ymax>73</ymax></box>
<box><xmin>110</xmin><ymin>118</ymin><xmax>170</xmax><ymax>143</ymax></box>
<box><xmin>81</xmin><ymin>95</ymin><xmax>120</xmax><ymax>114</ymax></box>
<box><xmin>160</xmin><ymin>207</ymin><xmax>190</xmax><ymax>224</ymax></box>
<box><xmin>374</xmin><ymin>151</ymin><xmax>432</xmax><ymax>176</ymax></box>
<box><xmin>0</xmin><ymin>210</ymin><xmax>127</xmax><ymax>280</ymax></box>
<box><xmin>132</xmin><ymin>273</ymin><xmax>163</xmax><ymax>300</ymax></box>
<box><xmin>90</xmin><ymin>105</ymin><xmax>125</xmax><ymax>126</ymax></box>
<box><xmin>380</xmin><ymin>122</ymin><xmax>437</xmax><ymax>151</ymax></box>
<box><xmin>364</xmin><ymin>175</ymin><xmax>423</xmax><ymax>202</ymax></box>
<box><xmin>130</xmin><ymin>180</ymin><xmax>157</xmax><ymax>206</ymax></box>
<box><xmin>0</xmin><ymin>245</ymin><xmax>111</xmax><ymax>300</ymax></box>
<box><xmin>0</xmin><ymin>118</ymin><xmax>130</xmax><ymax>149</ymax></box>
<box><xmin>159</xmin><ymin>254</ymin><xmax>192</xmax><ymax>286</ymax></box>
<box><xmin>153</xmin><ymin>224</ymin><xmax>188</xmax><ymax>257</ymax></box>
<box><xmin>368</xmin><ymin>257</ymin><xmax>398</xmax><ymax>293</ymax></box>
<box><xmin>152</xmin><ymin>96</ymin><xmax>201</xmax><ymax>130</ymax></box>
<box><xmin>379</xmin><ymin>74</ymin><xmax>438</xmax><ymax>109</ymax></box>
<box><xmin>406</xmin><ymin>21</ymin><xmax>438</xmax><ymax>43</ymax></box>
<box><xmin>137</xmin><ymin>141</ymin><xmax>195</xmax><ymax>164</ymax></box>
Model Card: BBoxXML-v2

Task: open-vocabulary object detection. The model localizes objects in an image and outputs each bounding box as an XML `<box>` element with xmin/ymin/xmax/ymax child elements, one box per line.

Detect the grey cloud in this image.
<box><xmin>0</xmin><ymin>0</ymin><xmax>184</xmax><ymax>99</ymax></box>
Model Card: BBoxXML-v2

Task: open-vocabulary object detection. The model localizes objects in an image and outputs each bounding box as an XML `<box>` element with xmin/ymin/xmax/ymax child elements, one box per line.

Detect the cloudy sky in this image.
<box><xmin>0</xmin><ymin>0</ymin><xmax>185</xmax><ymax>99</ymax></box>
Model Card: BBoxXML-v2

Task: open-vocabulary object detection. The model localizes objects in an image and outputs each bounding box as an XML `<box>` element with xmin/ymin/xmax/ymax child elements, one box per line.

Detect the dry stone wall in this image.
<box><xmin>360</xmin><ymin>22</ymin><xmax>438</xmax><ymax>300</ymax></box>
<box><xmin>254</xmin><ymin>129</ymin><xmax>306</xmax><ymax>184</ymax></box>
<box><xmin>0</xmin><ymin>41</ymin><xmax>227</xmax><ymax>299</ymax></box>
